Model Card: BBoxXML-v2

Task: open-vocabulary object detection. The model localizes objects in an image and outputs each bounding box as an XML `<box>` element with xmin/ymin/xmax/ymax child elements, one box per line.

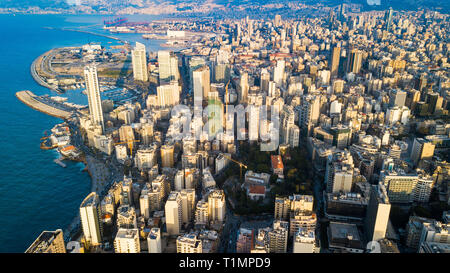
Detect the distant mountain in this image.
<box><xmin>0</xmin><ymin>0</ymin><xmax>70</xmax><ymax>9</ymax></box>
<box><xmin>0</xmin><ymin>0</ymin><xmax>448</xmax><ymax>14</ymax></box>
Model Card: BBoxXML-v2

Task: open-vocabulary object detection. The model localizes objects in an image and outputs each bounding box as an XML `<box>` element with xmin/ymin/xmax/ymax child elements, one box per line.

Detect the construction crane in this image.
<box><xmin>114</xmin><ymin>139</ymin><xmax>140</xmax><ymax>155</ymax></box>
<box><xmin>222</xmin><ymin>153</ymin><xmax>248</xmax><ymax>182</ymax></box>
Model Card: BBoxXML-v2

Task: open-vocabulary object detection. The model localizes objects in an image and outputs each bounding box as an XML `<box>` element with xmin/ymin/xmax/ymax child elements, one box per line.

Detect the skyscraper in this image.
<box><xmin>158</xmin><ymin>50</ymin><xmax>179</xmax><ymax>83</ymax></box>
<box><xmin>80</xmin><ymin>192</ymin><xmax>103</xmax><ymax>246</ymax></box>
<box><xmin>386</xmin><ymin>7</ymin><xmax>394</xmax><ymax>31</ymax></box>
<box><xmin>84</xmin><ymin>66</ymin><xmax>104</xmax><ymax>133</ymax></box>
<box><xmin>346</xmin><ymin>48</ymin><xmax>363</xmax><ymax>74</ymax></box>
<box><xmin>239</xmin><ymin>72</ymin><xmax>249</xmax><ymax>103</ymax></box>
<box><xmin>273</xmin><ymin>60</ymin><xmax>285</xmax><ymax>87</ymax></box>
<box><xmin>193</xmin><ymin>66</ymin><xmax>211</xmax><ymax>104</ymax></box>
<box><xmin>131</xmin><ymin>42</ymin><xmax>148</xmax><ymax>82</ymax></box>
<box><xmin>364</xmin><ymin>184</ymin><xmax>391</xmax><ymax>242</ymax></box>
<box><xmin>330</xmin><ymin>46</ymin><xmax>341</xmax><ymax>77</ymax></box>
<box><xmin>260</xmin><ymin>69</ymin><xmax>270</xmax><ymax>93</ymax></box>
<box><xmin>165</xmin><ymin>191</ymin><xmax>182</xmax><ymax>235</ymax></box>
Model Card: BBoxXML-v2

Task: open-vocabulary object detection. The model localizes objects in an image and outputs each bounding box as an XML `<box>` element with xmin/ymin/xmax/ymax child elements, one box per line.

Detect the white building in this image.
<box><xmin>293</xmin><ymin>228</ymin><xmax>317</xmax><ymax>253</ymax></box>
<box><xmin>147</xmin><ymin>228</ymin><xmax>162</xmax><ymax>253</ymax></box>
<box><xmin>114</xmin><ymin>228</ymin><xmax>140</xmax><ymax>253</ymax></box>
<box><xmin>84</xmin><ymin>66</ymin><xmax>104</xmax><ymax>133</ymax></box>
<box><xmin>80</xmin><ymin>192</ymin><xmax>103</xmax><ymax>246</ymax></box>
<box><xmin>131</xmin><ymin>42</ymin><xmax>148</xmax><ymax>82</ymax></box>
<box><xmin>208</xmin><ymin>189</ymin><xmax>226</xmax><ymax>223</ymax></box>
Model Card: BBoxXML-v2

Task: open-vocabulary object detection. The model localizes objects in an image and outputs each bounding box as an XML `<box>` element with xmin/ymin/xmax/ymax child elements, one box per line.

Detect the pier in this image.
<box><xmin>16</xmin><ymin>90</ymin><xmax>75</xmax><ymax>119</ymax></box>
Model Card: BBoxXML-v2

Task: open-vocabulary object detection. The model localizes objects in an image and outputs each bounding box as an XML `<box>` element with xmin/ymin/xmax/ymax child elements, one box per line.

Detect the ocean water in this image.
<box><xmin>0</xmin><ymin>14</ymin><xmax>166</xmax><ymax>252</ymax></box>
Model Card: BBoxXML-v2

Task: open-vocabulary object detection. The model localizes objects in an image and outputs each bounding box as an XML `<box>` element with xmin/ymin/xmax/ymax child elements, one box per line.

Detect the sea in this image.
<box><xmin>0</xmin><ymin>14</ymin><xmax>171</xmax><ymax>252</ymax></box>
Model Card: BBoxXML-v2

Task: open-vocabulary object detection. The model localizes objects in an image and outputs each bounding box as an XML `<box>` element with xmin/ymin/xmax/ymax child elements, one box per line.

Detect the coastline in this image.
<box><xmin>17</xmin><ymin>20</ymin><xmax>127</xmax><ymax>248</ymax></box>
<box><xmin>63</xmin><ymin>154</ymin><xmax>111</xmax><ymax>242</ymax></box>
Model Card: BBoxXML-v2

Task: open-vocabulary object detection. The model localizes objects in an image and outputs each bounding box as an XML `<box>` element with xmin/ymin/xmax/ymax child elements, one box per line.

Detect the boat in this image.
<box><xmin>54</xmin><ymin>158</ymin><xmax>67</xmax><ymax>168</ymax></box>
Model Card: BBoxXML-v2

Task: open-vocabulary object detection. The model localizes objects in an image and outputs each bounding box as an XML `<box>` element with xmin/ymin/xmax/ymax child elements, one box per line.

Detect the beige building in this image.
<box><xmin>176</xmin><ymin>233</ymin><xmax>203</xmax><ymax>253</ymax></box>
<box><xmin>80</xmin><ymin>192</ymin><xmax>103</xmax><ymax>246</ymax></box>
<box><xmin>410</xmin><ymin>138</ymin><xmax>435</xmax><ymax>166</ymax></box>
<box><xmin>25</xmin><ymin>229</ymin><xmax>66</xmax><ymax>253</ymax></box>
<box><xmin>114</xmin><ymin>228</ymin><xmax>140</xmax><ymax>253</ymax></box>
<box><xmin>208</xmin><ymin>189</ymin><xmax>226</xmax><ymax>223</ymax></box>
<box><xmin>161</xmin><ymin>144</ymin><xmax>175</xmax><ymax>168</ymax></box>
<box><xmin>268</xmin><ymin>220</ymin><xmax>289</xmax><ymax>253</ymax></box>
<box><xmin>193</xmin><ymin>66</ymin><xmax>210</xmax><ymax>104</ymax></box>
<box><xmin>131</xmin><ymin>42</ymin><xmax>148</xmax><ymax>82</ymax></box>
<box><xmin>165</xmin><ymin>191</ymin><xmax>182</xmax><ymax>235</ymax></box>
<box><xmin>364</xmin><ymin>184</ymin><xmax>391</xmax><ymax>242</ymax></box>
<box><xmin>293</xmin><ymin>228</ymin><xmax>317</xmax><ymax>253</ymax></box>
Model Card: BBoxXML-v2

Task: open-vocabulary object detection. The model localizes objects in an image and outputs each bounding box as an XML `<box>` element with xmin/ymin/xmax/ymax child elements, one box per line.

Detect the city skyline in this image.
<box><xmin>4</xmin><ymin>1</ymin><xmax>450</xmax><ymax>261</ymax></box>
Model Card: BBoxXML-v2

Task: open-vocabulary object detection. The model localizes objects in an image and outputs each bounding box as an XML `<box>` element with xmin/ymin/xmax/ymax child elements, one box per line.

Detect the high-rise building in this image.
<box><xmin>273</xmin><ymin>60</ymin><xmax>285</xmax><ymax>87</ymax></box>
<box><xmin>147</xmin><ymin>228</ymin><xmax>162</xmax><ymax>253</ymax></box>
<box><xmin>180</xmin><ymin>189</ymin><xmax>196</xmax><ymax>225</ymax></box>
<box><xmin>330</xmin><ymin>46</ymin><xmax>341</xmax><ymax>77</ymax></box>
<box><xmin>131</xmin><ymin>42</ymin><xmax>148</xmax><ymax>82</ymax></box>
<box><xmin>157</xmin><ymin>83</ymin><xmax>180</xmax><ymax>107</ymax></box>
<box><xmin>325</xmin><ymin>150</ymin><xmax>354</xmax><ymax>193</ymax></box>
<box><xmin>176</xmin><ymin>232</ymin><xmax>203</xmax><ymax>253</ymax></box>
<box><xmin>25</xmin><ymin>229</ymin><xmax>66</xmax><ymax>253</ymax></box>
<box><xmin>84</xmin><ymin>66</ymin><xmax>104</xmax><ymax>133</ymax></box>
<box><xmin>364</xmin><ymin>184</ymin><xmax>391</xmax><ymax>242</ymax></box>
<box><xmin>114</xmin><ymin>228</ymin><xmax>140</xmax><ymax>253</ymax></box>
<box><xmin>161</xmin><ymin>144</ymin><xmax>175</xmax><ymax>168</ymax></box>
<box><xmin>239</xmin><ymin>72</ymin><xmax>249</xmax><ymax>103</ymax></box>
<box><xmin>386</xmin><ymin>7</ymin><xmax>394</xmax><ymax>31</ymax></box>
<box><xmin>260</xmin><ymin>69</ymin><xmax>270</xmax><ymax>93</ymax></box>
<box><xmin>299</xmin><ymin>94</ymin><xmax>320</xmax><ymax>136</ymax></box>
<box><xmin>406</xmin><ymin>216</ymin><xmax>433</xmax><ymax>250</ymax></box>
<box><xmin>293</xmin><ymin>228</ymin><xmax>317</xmax><ymax>253</ymax></box>
<box><xmin>165</xmin><ymin>191</ymin><xmax>182</xmax><ymax>235</ymax></box>
<box><xmin>208</xmin><ymin>190</ymin><xmax>226</xmax><ymax>223</ymax></box>
<box><xmin>274</xmin><ymin>196</ymin><xmax>291</xmax><ymax>220</ymax></box>
<box><xmin>410</xmin><ymin>138</ymin><xmax>435</xmax><ymax>166</ymax></box>
<box><xmin>135</xmin><ymin>146</ymin><xmax>157</xmax><ymax>171</ymax></box>
<box><xmin>236</xmin><ymin>228</ymin><xmax>254</xmax><ymax>253</ymax></box>
<box><xmin>80</xmin><ymin>192</ymin><xmax>103</xmax><ymax>246</ymax></box>
<box><xmin>248</xmin><ymin>104</ymin><xmax>260</xmax><ymax>141</ymax></box>
<box><xmin>116</xmin><ymin>205</ymin><xmax>137</xmax><ymax>229</ymax></box>
<box><xmin>346</xmin><ymin>48</ymin><xmax>363</xmax><ymax>74</ymax></box>
<box><xmin>195</xmin><ymin>200</ymin><xmax>209</xmax><ymax>225</ymax></box>
<box><xmin>193</xmin><ymin>66</ymin><xmax>211</xmax><ymax>104</ymax></box>
<box><xmin>419</xmin><ymin>221</ymin><xmax>450</xmax><ymax>248</ymax></box>
<box><xmin>139</xmin><ymin>183</ymin><xmax>151</xmax><ymax>220</ymax></box>
<box><xmin>268</xmin><ymin>220</ymin><xmax>289</xmax><ymax>253</ymax></box>
<box><xmin>389</xmin><ymin>89</ymin><xmax>407</xmax><ymax>108</ymax></box>
<box><xmin>158</xmin><ymin>50</ymin><xmax>179</xmax><ymax>83</ymax></box>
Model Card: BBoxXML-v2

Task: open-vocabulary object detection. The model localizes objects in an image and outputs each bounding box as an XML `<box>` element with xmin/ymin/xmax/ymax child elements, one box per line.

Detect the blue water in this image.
<box><xmin>0</xmin><ymin>14</ymin><xmax>168</xmax><ymax>252</ymax></box>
